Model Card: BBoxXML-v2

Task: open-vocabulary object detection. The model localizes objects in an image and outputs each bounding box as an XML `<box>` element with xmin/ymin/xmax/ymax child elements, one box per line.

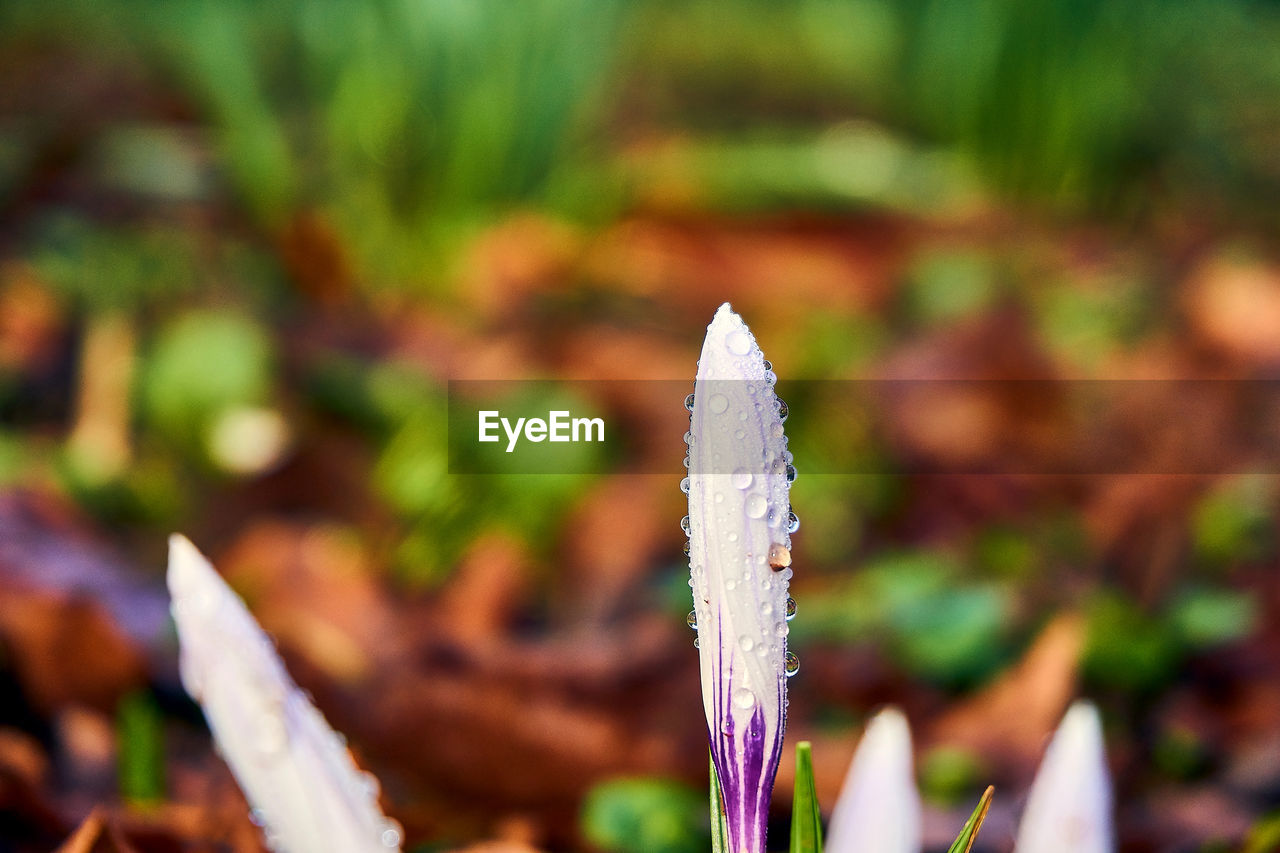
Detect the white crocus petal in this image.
<box><xmin>825</xmin><ymin>707</ymin><xmax>922</xmax><ymax>853</ymax></box>
<box><xmin>687</xmin><ymin>303</ymin><xmax>794</xmax><ymax>853</ymax></box>
<box><xmin>1014</xmin><ymin>700</ymin><xmax>1113</xmax><ymax>853</ymax></box>
<box><xmin>167</xmin><ymin>535</ymin><xmax>402</xmax><ymax>853</ymax></box>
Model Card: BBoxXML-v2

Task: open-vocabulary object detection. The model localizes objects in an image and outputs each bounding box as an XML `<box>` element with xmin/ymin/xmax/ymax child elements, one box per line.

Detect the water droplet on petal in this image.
<box><xmin>731</xmin><ymin>467</ymin><xmax>752</xmax><ymax>489</ymax></box>
<box><xmin>687</xmin><ymin>610</ymin><xmax>698</xmax><ymax>630</ymax></box>
<box><xmin>777</xmin><ymin>399</ymin><xmax>789</xmax><ymax>422</ymax></box>
<box><xmin>785</xmin><ymin>597</ymin><xmax>797</xmax><ymax>620</ymax></box>
<box><xmin>380</xmin><ymin>822</ymin><xmax>403</xmax><ymax>848</ymax></box>
<box><xmin>708</xmin><ymin>393</ymin><xmax>729</xmax><ymax>414</ymax></box>
<box><xmin>684</xmin><ymin>393</ymin><xmax>696</xmax><ymax>412</ymax></box>
<box><xmin>784</xmin><ymin>652</ymin><xmax>800</xmax><ymax>677</ymax></box>
<box><xmin>682</xmin><ymin>539</ymin><xmax>690</xmax><ymax>555</ymax></box>
<box><xmin>733</xmin><ymin>687</ymin><xmax>756</xmax><ymax>709</ymax></box>
<box><xmin>745</xmin><ymin>494</ymin><xmax>767</xmax><ymax>518</ymax></box>
<box><xmin>765</xmin><ymin>370</ymin><xmax>777</xmax><ymax>386</ymax></box>
<box><xmin>739</xmin><ymin>635</ymin><xmax>755</xmax><ymax>653</ymax></box>
<box><xmin>680</xmin><ymin>515</ymin><xmax>691</xmax><ymax>536</ymax></box>
<box><xmin>788</xmin><ymin>511</ymin><xmax>800</xmax><ymax>534</ymax></box>
<box><xmin>680</xmin><ymin>476</ymin><xmax>690</xmax><ymax>494</ymax></box>
<box><xmin>714</xmin><ymin>492</ymin><xmax>724</xmax><ymax>503</ymax></box>
<box><xmin>727</xmin><ymin>330</ymin><xmax>752</xmax><ymax>355</ymax></box>
<box><xmin>693</xmin><ymin>637</ymin><xmax>700</xmax><ymax>649</ymax></box>
<box><xmin>768</xmin><ymin>543</ymin><xmax>791</xmax><ymax>569</ymax></box>
<box><xmin>734</xmin><ymin>428</ymin><xmax>746</xmax><ymax>440</ymax></box>
<box><xmin>785</xmin><ymin>464</ymin><xmax>797</xmax><ymax>483</ymax></box>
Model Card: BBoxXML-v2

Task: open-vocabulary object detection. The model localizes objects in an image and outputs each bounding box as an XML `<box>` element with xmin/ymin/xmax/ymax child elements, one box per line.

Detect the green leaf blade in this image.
<box><xmin>947</xmin><ymin>785</ymin><xmax>994</xmax><ymax>853</ymax></box>
<box><xmin>790</xmin><ymin>741</ymin><xmax>824</xmax><ymax>853</ymax></box>
<box><xmin>710</xmin><ymin>753</ymin><xmax>730</xmax><ymax>853</ymax></box>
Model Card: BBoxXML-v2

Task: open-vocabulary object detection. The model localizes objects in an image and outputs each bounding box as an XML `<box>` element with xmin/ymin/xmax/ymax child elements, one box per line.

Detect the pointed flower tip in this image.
<box><xmin>164</xmin><ymin>536</ymin><xmax>403</xmax><ymax>853</ymax></box>
<box><xmin>166</xmin><ymin>533</ymin><xmax>221</xmax><ymax>608</ymax></box>
<box><xmin>826</xmin><ymin>707</ymin><xmax>922</xmax><ymax>853</ymax></box>
<box><xmin>1014</xmin><ymin>700</ymin><xmax>1113</xmax><ymax>853</ymax></box>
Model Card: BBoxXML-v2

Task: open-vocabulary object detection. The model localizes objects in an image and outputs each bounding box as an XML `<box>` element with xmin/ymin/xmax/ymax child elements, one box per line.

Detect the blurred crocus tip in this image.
<box><xmin>167</xmin><ymin>533</ymin><xmax>212</xmax><ymax>600</ymax></box>
<box><xmin>1014</xmin><ymin>700</ymin><xmax>1113</xmax><ymax>853</ymax></box>
<box><xmin>825</xmin><ymin>707</ymin><xmax>922</xmax><ymax>853</ymax></box>
<box><xmin>166</xmin><ymin>534</ymin><xmax>403</xmax><ymax>853</ymax></box>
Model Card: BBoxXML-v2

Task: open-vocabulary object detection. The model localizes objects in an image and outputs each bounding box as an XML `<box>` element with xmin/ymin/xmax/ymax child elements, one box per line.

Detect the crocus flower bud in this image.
<box><xmin>685</xmin><ymin>303</ymin><xmax>796</xmax><ymax>853</ymax></box>
<box><xmin>167</xmin><ymin>534</ymin><xmax>402</xmax><ymax>853</ymax></box>
<box><xmin>1014</xmin><ymin>700</ymin><xmax>1113</xmax><ymax>853</ymax></box>
<box><xmin>826</xmin><ymin>707</ymin><xmax>922</xmax><ymax>853</ymax></box>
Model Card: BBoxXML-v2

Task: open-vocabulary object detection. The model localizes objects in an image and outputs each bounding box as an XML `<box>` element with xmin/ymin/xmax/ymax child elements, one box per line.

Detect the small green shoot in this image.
<box><xmin>710</xmin><ymin>754</ymin><xmax>729</xmax><ymax>853</ymax></box>
<box><xmin>117</xmin><ymin>690</ymin><xmax>165</xmax><ymax>805</ymax></box>
<box><xmin>790</xmin><ymin>741</ymin><xmax>823</xmax><ymax>853</ymax></box>
<box><xmin>946</xmin><ymin>785</ymin><xmax>994</xmax><ymax>853</ymax></box>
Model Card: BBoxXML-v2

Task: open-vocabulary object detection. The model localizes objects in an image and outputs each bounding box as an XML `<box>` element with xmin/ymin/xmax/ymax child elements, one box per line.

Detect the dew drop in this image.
<box><xmin>733</xmin><ymin>687</ymin><xmax>756</xmax><ymax>709</ymax></box>
<box><xmin>687</xmin><ymin>610</ymin><xmax>698</xmax><ymax>630</ymax></box>
<box><xmin>731</xmin><ymin>467</ymin><xmax>753</xmax><ymax>489</ymax></box>
<box><xmin>683</xmin><ymin>455</ymin><xmax>690</xmax><ymax>469</ymax></box>
<box><xmin>684</xmin><ymin>393</ymin><xmax>696</xmax><ymax>412</ymax></box>
<box><xmin>682</xmin><ymin>539</ymin><xmax>691</xmax><ymax>555</ymax></box>
<box><xmin>359</xmin><ymin>770</ymin><xmax>380</xmax><ymax>799</ymax></box>
<box><xmin>680</xmin><ymin>515</ymin><xmax>691</xmax><ymax>536</ymax></box>
<box><xmin>766</xmin><ymin>506</ymin><xmax>780</xmax><ymax>527</ymax></box>
<box><xmin>771</xmin><ymin>422</ymin><xmax>784</xmax><ymax>438</ymax></box>
<box><xmin>738</xmin><ymin>410</ymin><xmax>748</xmax><ymax>421</ymax></box>
<box><xmin>785</xmin><ymin>597</ymin><xmax>797</xmax><ymax>620</ymax></box>
<box><xmin>727</xmin><ymin>330</ymin><xmax>752</xmax><ymax>355</ymax></box>
<box><xmin>765</xmin><ymin>370</ymin><xmax>777</xmax><ymax>386</ymax></box>
<box><xmin>727</xmin><ymin>531</ymin><xmax>738</xmax><ymax>542</ymax></box>
<box><xmin>762</xmin><ymin>360</ymin><xmax>772</xmax><ymax>371</ymax></box>
<box><xmin>684</xmin><ymin>430</ymin><xmax>694</xmax><ymax>445</ymax></box>
<box><xmin>787</xmin><ymin>510</ymin><xmax>800</xmax><ymax>533</ymax></box>
<box><xmin>786</xmin><ymin>465</ymin><xmax>797</xmax><ymax>483</ymax></box>
<box><xmin>739</xmin><ymin>635</ymin><xmax>755</xmax><ymax>653</ymax></box>
<box><xmin>693</xmin><ymin>637</ymin><xmax>700</xmax><ymax>649</ymax></box>
<box><xmin>784</xmin><ymin>652</ymin><xmax>800</xmax><ymax>677</ymax></box>
<box><xmin>745</xmin><ymin>494</ymin><xmax>767</xmax><ymax>518</ymax></box>
<box><xmin>734</xmin><ymin>428</ymin><xmax>746</xmax><ymax>440</ymax></box>
<box><xmin>780</xmin><ymin>567</ymin><xmax>794</xmax><ymax>581</ymax></box>
<box><xmin>708</xmin><ymin>393</ymin><xmax>729</xmax><ymax>414</ymax></box>
<box><xmin>725</xmin><ymin>578</ymin><xmax>737</xmax><ymax>590</ymax></box>
<box><xmin>714</xmin><ymin>492</ymin><xmax>724</xmax><ymax>503</ymax></box>
<box><xmin>768</xmin><ymin>543</ymin><xmax>792</xmax><ymax>569</ymax></box>
<box><xmin>380</xmin><ymin>822</ymin><xmax>403</xmax><ymax>848</ymax></box>
<box><xmin>777</xmin><ymin>399</ymin><xmax>789</xmax><ymax>422</ymax></box>
<box><xmin>761</xmin><ymin>601</ymin><xmax>774</xmax><ymax>615</ymax></box>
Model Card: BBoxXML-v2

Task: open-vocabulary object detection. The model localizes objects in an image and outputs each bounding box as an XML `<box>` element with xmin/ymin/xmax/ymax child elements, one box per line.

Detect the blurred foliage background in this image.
<box><xmin>1</xmin><ymin>0</ymin><xmax>1279</xmax><ymax>850</ymax></box>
